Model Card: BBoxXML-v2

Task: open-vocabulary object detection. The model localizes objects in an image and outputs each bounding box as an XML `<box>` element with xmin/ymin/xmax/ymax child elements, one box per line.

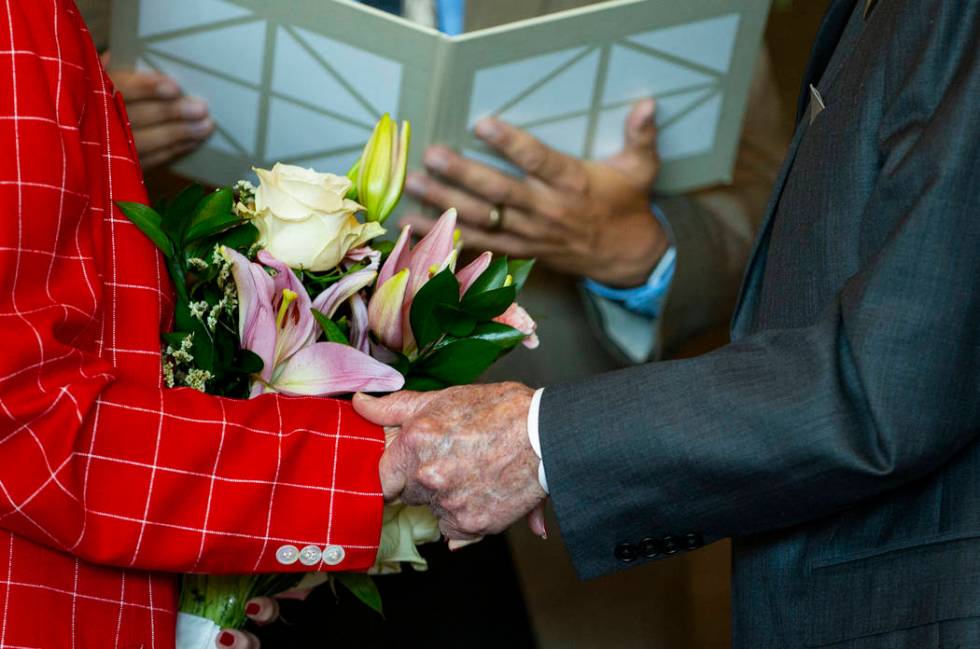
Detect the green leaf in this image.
<box><xmin>163</xmin><ymin>331</ymin><xmax>191</xmax><ymax>349</ymax></box>
<box><xmin>219</xmin><ymin>222</ymin><xmax>259</xmax><ymax>251</ymax></box>
<box><xmin>433</xmin><ymin>304</ymin><xmax>476</xmax><ymax>338</ymax></box>
<box><xmin>232</xmin><ymin>349</ymin><xmax>264</xmax><ymax>375</ymax></box>
<box><xmin>464</xmin><ymin>257</ymin><xmax>509</xmax><ymax>296</ymax></box>
<box><xmin>336</xmin><ymin>573</ymin><xmax>383</xmax><ymax>618</ymax></box>
<box><xmin>432</xmin><ymin>322</ymin><xmax>526</xmax><ymax>354</ymax></box>
<box><xmin>184</xmin><ymin>188</ymin><xmax>236</xmax><ymax>243</ymax></box>
<box><xmin>185</xmin><ymin>198</ymin><xmax>242</xmax><ymax>244</ymax></box>
<box><xmin>403</xmin><ymin>374</ymin><xmax>448</xmax><ymax>392</ymax></box>
<box><xmin>409</xmin><ymin>268</ymin><xmax>460</xmax><ymax>349</ymax></box>
<box><xmin>460</xmin><ymin>285</ymin><xmax>516</xmax><ymax>321</ymax></box>
<box><xmin>507</xmin><ymin>258</ymin><xmax>536</xmax><ymax>293</ymax></box>
<box><xmin>415</xmin><ymin>338</ymin><xmax>501</xmax><ymax>385</ymax></box>
<box><xmin>311</xmin><ymin>309</ymin><xmax>351</xmax><ymax>345</ymax></box>
<box><xmin>117</xmin><ymin>201</ymin><xmax>174</xmax><ymax>258</ymax></box>
<box><xmin>159</xmin><ymin>184</ymin><xmax>205</xmax><ymax>242</ymax></box>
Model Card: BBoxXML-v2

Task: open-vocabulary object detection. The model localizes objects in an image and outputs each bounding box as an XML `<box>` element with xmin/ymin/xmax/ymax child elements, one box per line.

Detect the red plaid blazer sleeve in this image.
<box><xmin>0</xmin><ymin>0</ymin><xmax>384</xmax><ymax>576</ymax></box>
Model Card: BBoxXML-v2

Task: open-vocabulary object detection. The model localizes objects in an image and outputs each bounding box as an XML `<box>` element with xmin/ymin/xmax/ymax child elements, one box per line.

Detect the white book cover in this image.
<box><xmin>110</xmin><ymin>0</ymin><xmax>771</xmax><ymax>194</ymax></box>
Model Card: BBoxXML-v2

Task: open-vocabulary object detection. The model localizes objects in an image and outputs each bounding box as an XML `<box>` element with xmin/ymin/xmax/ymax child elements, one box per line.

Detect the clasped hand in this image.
<box><xmin>354</xmin><ymin>384</ymin><xmax>547</xmax><ymax>544</ymax></box>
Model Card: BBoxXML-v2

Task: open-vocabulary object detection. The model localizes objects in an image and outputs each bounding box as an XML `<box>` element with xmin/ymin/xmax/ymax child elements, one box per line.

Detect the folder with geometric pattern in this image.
<box><xmin>111</xmin><ymin>0</ymin><xmax>770</xmax><ymax>194</ymax></box>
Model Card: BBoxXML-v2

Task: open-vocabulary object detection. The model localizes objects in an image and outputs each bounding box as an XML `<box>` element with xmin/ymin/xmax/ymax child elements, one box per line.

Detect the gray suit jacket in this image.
<box><xmin>541</xmin><ymin>1</ymin><xmax>980</xmax><ymax>647</ymax></box>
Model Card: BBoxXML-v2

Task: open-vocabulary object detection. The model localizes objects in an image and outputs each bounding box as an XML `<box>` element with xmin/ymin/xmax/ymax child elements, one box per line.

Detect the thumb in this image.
<box><xmin>610</xmin><ymin>99</ymin><xmax>660</xmax><ymax>185</ymax></box>
<box><xmin>379</xmin><ymin>440</ymin><xmax>409</xmax><ymax>501</ymax></box>
<box><xmin>526</xmin><ymin>502</ymin><xmax>548</xmax><ymax>540</ymax></box>
<box><xmin>353</xmin><ymin>390</ymin><xmax>438</xmax><ymax>427</ymax></box>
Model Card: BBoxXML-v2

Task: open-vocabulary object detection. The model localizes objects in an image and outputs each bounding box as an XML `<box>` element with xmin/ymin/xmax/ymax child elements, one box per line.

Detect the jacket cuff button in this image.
<box><xmin>684</xmin><ymin>532</ymin><xmax>705</xmax><ymax>551</ymax></box>
<box><xmin>662</xmin><ymin>536</ymin><xmax>680</xmax><ymax>555</ymax></box>
<box><xmin>614</xmin><ymin>542</ymin><xmax>639</xmax><ymax>563</ymax></box>
<box><xmin>299</xmin><ymin>545</ymin><xmax>323</xmax><ymax>566</ymax></box>
<box><xmin>639</xmin><ymin>537</ymin><xmax>663</xmax><ymax>558</ymax></box>
<box><xmin>276</xmin><ymin>545</ymin><xmax>299</xmax><ymax>566</ymax></box>
<box><xmin>322</xmin><ymin>545</ymin><xmax>346</xmax><ymax>566</ymax></box>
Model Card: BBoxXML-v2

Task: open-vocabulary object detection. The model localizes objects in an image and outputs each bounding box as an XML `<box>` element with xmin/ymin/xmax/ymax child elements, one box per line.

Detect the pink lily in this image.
<box><xmin>368</xmin><ymin>209</ymin><xmax>461</xmax><ymax>353</ymax></box>
<box><xmin>224</xmin><ymin>247</ymin><xmax>404</xmax><ymax>397</ymax></box>
<box><xmin>494</xmin><ymin>302</ymin><xmax>540</xmax><ymax>350</ymax></box>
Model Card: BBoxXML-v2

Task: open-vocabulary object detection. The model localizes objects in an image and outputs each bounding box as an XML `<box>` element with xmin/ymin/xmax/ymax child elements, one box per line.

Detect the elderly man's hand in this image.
<box><xmin>353</xmin><ymin>384</ymin><xmax>546</xmax><ymax>542</ymax></box>
<box><xmin>404</xmin><ymin>99</ymin><xmax>667</xmax><ymax>288</ymax></box>
<box><xmin>104</xmin><ymin>54</ymin><xmax>214</xmax><ymax>170</ymax></box>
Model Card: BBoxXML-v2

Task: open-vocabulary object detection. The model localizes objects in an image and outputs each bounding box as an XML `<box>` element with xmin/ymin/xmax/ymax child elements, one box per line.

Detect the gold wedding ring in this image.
<box><xmin>488</xmin><ymin>205</ymin><xmax>505</xmax><ymax>231</ymax></box>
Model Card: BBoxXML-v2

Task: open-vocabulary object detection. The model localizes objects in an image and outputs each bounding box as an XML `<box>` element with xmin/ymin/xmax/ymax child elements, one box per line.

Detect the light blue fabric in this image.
<box><xmin>583</xmin><ymin>205</ymin><xmax>676</xmax><ymax>318</ymax></box>
<box><xmin>436</xmin><ymin>0</ymin><xmax>466</xmax><ymax>35</ymax></box>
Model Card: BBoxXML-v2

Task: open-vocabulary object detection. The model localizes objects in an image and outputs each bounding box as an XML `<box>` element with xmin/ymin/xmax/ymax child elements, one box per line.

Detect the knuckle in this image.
<box><xmin>520</xmin><ymin>148</ymin><xmax>548</xmax><ymax>174</ymax></box>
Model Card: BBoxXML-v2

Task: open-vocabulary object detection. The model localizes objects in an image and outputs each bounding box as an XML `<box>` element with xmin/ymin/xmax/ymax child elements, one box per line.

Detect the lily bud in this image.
<box><xmin>354</xmin><ymin>114</ymin><xmax>411</xmax><ymax>223</ymax></box>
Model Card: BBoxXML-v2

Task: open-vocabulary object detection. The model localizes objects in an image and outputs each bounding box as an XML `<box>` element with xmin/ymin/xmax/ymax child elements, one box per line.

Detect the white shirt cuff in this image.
<box><xmin>527</xmin><ymin>388</ymin><xmax>548</xmax><ymax>494</ymax></box>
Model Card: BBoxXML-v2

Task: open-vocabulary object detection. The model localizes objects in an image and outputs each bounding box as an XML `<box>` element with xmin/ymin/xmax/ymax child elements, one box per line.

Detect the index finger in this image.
<box><xmin>109</xmin><ymin>69</ymin><xmax>181</xmax><ymax>102</ymax></box>
<box><xmin>474</xmin><ymin>118</ymin><xmax>581</xmax><ymax>188</ymax></box>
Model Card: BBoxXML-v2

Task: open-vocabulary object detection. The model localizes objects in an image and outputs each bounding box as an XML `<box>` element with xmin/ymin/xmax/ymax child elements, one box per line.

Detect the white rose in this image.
<box><xmin>252</xmin><ymin>163</ymin><xmax>384</xmax><ymax>272</ymax></box>
<box><xmin>371</xmin><ymin>504</ymin><xmax>441</xmax><ymax>575</ymax></box>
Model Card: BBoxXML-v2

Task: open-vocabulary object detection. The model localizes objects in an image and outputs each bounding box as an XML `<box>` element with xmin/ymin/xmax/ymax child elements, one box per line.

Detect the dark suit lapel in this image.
<box><xmin>731</xmin><ymin>0</ymin><xmax>859</xmax><ymax>338</ymax></box>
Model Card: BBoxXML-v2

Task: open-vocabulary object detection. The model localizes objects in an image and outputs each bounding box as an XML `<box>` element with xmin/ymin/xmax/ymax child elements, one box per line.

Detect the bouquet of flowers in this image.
<box><xmin>119</xmin><ymin>115</ymin><xmax>537</xmax><ymax>646</ymax></box>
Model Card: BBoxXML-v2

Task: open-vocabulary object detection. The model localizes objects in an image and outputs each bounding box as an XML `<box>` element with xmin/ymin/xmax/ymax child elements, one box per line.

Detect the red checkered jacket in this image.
<box><xmin>0</xmin><ymin>1</ymin><xmax>385</xmax><ymax>646</ymax></box>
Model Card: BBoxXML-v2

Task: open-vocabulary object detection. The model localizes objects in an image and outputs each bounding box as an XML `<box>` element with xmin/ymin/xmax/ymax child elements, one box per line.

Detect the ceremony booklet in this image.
<box><xmin>110</xmin><ymin>0</ymin><xmax>771</xmax><ymax>194</ymax></box>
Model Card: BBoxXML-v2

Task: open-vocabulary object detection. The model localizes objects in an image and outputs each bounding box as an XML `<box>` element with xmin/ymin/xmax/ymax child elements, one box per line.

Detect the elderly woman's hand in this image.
<box><xmin>403</xmin><ymin>99</ymin><xmax>668</xmax><ymax>288</ymax></box>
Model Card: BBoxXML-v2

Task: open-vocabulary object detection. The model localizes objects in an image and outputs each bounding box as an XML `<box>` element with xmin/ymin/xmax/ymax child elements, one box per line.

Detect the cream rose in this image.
<box><xmin>371</xmin><ymin>504</ymin><xmax>441</xmax><ymax>575</ymax></box>
<box><xmin>252</xmin><ymin>163</ymin><xmax>384</xmax><ymax>272</ymax></box>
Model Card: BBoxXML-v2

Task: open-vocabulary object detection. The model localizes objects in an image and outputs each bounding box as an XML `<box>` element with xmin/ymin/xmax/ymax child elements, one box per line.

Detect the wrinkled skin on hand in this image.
<box><xmin>354</xmin><ymin>383</ymin><xmax>546</xmax><ymax>541</ymax></box>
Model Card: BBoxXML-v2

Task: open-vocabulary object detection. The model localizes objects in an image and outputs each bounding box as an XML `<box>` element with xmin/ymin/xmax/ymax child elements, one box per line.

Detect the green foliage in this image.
<box><xmin>404</xmin><ymin>259</ymin><xmax>533</xmax><ymax>390</ymax></box>
<box><xmin>119</xmin><ymin>186</ymin><xmax>256</xmax><ymax>398</ymax></box>
<box><xmin>312</xmin><ymin>308</ymin><xmax>351</xmax><ymax>345</ymax></box>
<box><xmin>409</xmin><ymin>268</ymin><xmax>460</xmax><ymax>349</ymax></box>
<box><xmin>117</xmin><ymin>202</ymin><xmax>174</xmax><ymax>258</ymax></box>
<box><xmin>336</xmin><ymin>573</ymin><xmax>384</xmax><ymax>618</ymax></box>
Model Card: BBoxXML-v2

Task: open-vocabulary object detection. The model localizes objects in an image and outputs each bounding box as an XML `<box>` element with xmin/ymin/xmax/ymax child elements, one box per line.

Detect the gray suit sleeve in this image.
<box><xmin>541</xmin><ymin>21</ymin><xmax>980</xmax><ymax>580</ymax></box>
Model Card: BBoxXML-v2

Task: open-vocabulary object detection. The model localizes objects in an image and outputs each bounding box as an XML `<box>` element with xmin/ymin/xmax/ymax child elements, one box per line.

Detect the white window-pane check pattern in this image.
<box><xmin>0</xmin><ymin>2</ymin><xmax>383</xmax><ymax>646</ymax></box>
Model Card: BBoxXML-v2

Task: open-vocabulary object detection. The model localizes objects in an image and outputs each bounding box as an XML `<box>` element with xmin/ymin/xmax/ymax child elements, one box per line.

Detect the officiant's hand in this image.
<box><xmin>354</xmin><ymin>384</ymin><xmax>545</xmax><ymax>541</ymax></box>
<box><xmin>403</xmin><ymin>100</ymin><xmax>668</xmax><ymax>288</ymax></box>
<box><xmin>104</xmin><ymin>53</ymin><xmax>214</xmax><ymax>170</ymax></box>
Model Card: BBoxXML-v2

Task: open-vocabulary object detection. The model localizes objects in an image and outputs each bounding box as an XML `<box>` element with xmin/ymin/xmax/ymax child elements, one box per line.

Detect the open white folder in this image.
<box><xmin>111</xmin><ymin>0</ymin><xmax>771</xmax><ymax>193</ymax></box>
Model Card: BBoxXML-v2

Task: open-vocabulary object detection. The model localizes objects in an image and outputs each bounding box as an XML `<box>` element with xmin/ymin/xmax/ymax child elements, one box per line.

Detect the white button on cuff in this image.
<box><xmin>299</xmin><ymin>545</ymin><xmax>322</xmax><ymax>566</ymax></box>
<box><xmin>322</xmin><ymin>545</ymin><xmax>345</xmax><ymax>566</ymax></box>
<box><xmin>276</xmin><ymin>545</ymin><xmax>299</xmax><ymax>566</ymax></box>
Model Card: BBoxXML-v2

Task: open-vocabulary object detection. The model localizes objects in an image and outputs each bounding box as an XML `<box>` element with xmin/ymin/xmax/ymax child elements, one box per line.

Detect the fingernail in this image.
<box><xmin>643</xmin><ymin>99</ymin><xmax>657</xmax><ymax>124</ymax></box>
<box><xmin>180</xmin><ymin>97</ymin><xmax>209</xmax><ymax>120</ymax></box>
<box><xmin>540</xmin><ymin>532</ymin><xmax>548</xmax><ymax>540</ymax></box>
<box><xmin>218</xmin><ymin>631</ymin><xmax>235</xmax><ymax>647</ymax></box>
<box><xmin>424</xmin><ymin>149</ymin><xmax>449</xmax><ymax>173</ymax></box>
<box><xmin>244</xmin><ymin>602</ymin><xmax>261</xmax><ymax>616</ymax></box>
<box><xmin>156</xmin><ymin>80</ymin><xmax>180</xmax><ymax>98</ymax></box>
<box><xmin>190</xmin><ymin>118</ymin><xmax>214</xmax><ymax>137</ymax></box>
<box><xmin>405</xmin><ymin>173</ymin><xmax>427</xmax><ymax>197</ymax></box>
<box><xmin>475</xmin><ymin>118</ymin><xmax>501</xmax><ymax>142</ymax></box>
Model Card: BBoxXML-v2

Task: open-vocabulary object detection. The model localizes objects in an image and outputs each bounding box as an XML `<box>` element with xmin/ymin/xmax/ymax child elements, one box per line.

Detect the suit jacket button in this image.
<box><xmin>614</xmin><ymin>542</ymin><xmax>639</xmax><ymax>563</ymax></box>
<box><xmin>662</xmin><ymin>536</ymin><xmax>680</xmax><ymax>555</ymax></box>
<box><xmin>685</xmin><ymin>532</ymin><xmax>705</xmax><ymax>550</ymax></box>
<box><xmin>639</xmin><ymin>537</ymin><xmax>663</xmax><ymax>558</ymax></box>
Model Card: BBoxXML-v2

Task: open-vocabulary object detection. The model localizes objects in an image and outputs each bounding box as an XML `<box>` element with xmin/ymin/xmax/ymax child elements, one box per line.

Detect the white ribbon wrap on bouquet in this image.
<box><xmin>176</xmin><ymin>613</ymin><xmax>221</xmax><ymax>649</ymax></box>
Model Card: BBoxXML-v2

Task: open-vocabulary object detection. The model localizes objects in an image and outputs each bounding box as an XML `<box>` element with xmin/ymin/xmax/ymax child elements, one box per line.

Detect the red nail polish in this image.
<box><xmin>218</xmin><ymin>631</ymin><xmax>235</xmax><ymax>647</ymax></box>
<box><xmin>245</xmin><ymin>602</ymin><xmax>261</xmax><ymax>616</ymax></box>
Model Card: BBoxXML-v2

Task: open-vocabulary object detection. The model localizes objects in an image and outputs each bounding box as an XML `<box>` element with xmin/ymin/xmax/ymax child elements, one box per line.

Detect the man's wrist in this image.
<box><xmin>595</xmin><ymin>207</ymin><xmax>668</xmax><ymax>288</ymax></box>
<box><xmin>526</xmin><ymin>388</ymin><xmax>548</xmax><ymax>494</ymax></box>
